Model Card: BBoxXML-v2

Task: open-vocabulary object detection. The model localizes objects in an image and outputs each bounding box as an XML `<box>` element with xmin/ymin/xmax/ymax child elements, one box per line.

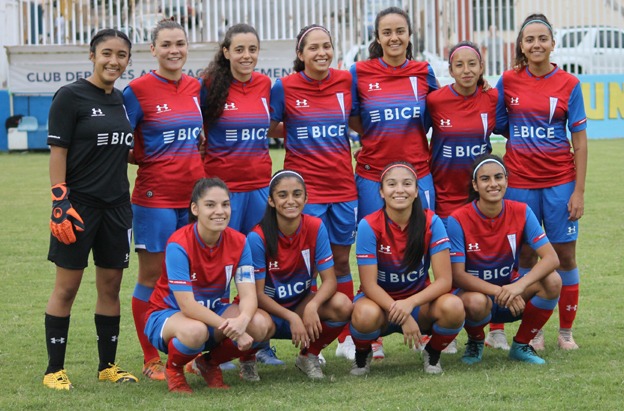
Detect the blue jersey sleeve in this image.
<box><xmin>246</xmin><ymin>231</ymin><xmax>267</xmax><ymax>280</ymax></box>
<box><xmin>426</xmin><ymin>63</ymin><xmax>439</xmax><ymax>92</ymax></box>
<box><xmin>447</xmin><ymin>216</ymin><xmax>466</xmax><ymax>263</ymax></box>
<box><xmin>429</xmin><ymin>214</ymin><xmax>451</xmax><ymax>255</ymax></box>
<box><xmin>355</xmin><ymin>219</ymin><xmax>377</xmax><ymax>266</ymax></box>
<box><xmin>165</xmin><ymin>242</ymin><xmax>193</xmax><ymax>292</ymax></box>
<box><xmin>349</xmin><ymin>64</ymin><xmax>361</xmax><ymax>116</ymax></box>
<box><xmin>269</xmin><ymin>79</ymin><xmax>286</xmax><ymax>122</ymax></box>
<box><xmin>567</xmin><ymin>82</ymin><xmax>588</xmax><ymax>133</ymax></box>
<box><xmin>315</xmin><ymin>222</ymin><xmax>335</xmax><ymax>272</ymax></box>
<box><xmin>523</xmin><ymin>206</ymin><xmax>550</xmax><ymax>250</ymax></box>
<box><xmin>122</xmin><ymin>85</ymin><xmax>143</xmax><ymax>130</ymax></box>
<box><xmin>494</xmin><ymin>76</ymin><xmax>508</xmax><ymax>135</ymax></box>
<box><xmin>235</xmin><ymin>240</ymin><xmax>255</xmax><ymax>284</ymax></box>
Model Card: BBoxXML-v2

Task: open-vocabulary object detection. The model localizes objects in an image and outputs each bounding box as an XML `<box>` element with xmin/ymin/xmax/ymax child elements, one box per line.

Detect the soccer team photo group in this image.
<box><xmin>1</xmin><ymin>1</ymin><xmax>623</xmax><ymax>409</ymax></box>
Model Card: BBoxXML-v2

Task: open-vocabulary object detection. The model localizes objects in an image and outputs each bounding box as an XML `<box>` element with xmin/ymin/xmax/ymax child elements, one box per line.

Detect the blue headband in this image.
<box><xmin>521</xmin><ymin>19</ymin><xmax>553</xmax><ymax>34</ymax></box>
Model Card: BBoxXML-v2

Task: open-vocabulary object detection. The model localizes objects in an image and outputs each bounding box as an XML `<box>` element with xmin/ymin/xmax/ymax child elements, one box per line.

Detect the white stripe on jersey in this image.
<box><xmin>409</xmin><ymin>77</ymin><xmax>419</xmax><ymax>102</ymax></box>
<box><xmin>481</xmin><ymin>113</ymin><xmax>488</xmax><ymax>142</ymax></box>
<box><xmin>549</xmin><ymin>97</ymin><xmax>558</xmax><ymax>124</ymax></box>
<box><xmin>301</xmin><ymin>249</ymin><xmax>311</xmax><ymax>277</ymax></box>
<box><xmin>336</xmin><ymin>92</ymin><xmax>345</xmax><ymax>121</ymax></box>
<box><xmin>261</xmin><ymin>97</ymin><xmax>270</xmax><ymax>122</ymax></box>
<box><xmin>507</xmin><ymin>234</ymin><xmax>517</xmax><ymax>260</ymax></box>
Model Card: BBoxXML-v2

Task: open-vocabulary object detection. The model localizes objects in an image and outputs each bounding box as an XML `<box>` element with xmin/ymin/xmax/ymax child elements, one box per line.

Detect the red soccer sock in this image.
<box><xmin>489</xmin><ymin>322</ymin><xmax>505</xmax><ymax>332</ymax></box>
<box><xmin>132</xmin><ymin>296</ymin><xmax>160</xmax><ymax>362</ymax></box>
<box><xmin>429</xmin><ymin>324</ymin><xmax>461</xmax><ymax>352</ymax></box>
<box><xmin>335</xmin><ymin>277</ymin><xmax>354</xmax><ymax>343</ymax></box>
<box><xmin>558</xmin><ymin>284</ymin><xmax>579</xmax><ymax>329</ymax></box>
<box><xmin>307</xmin><ymin>321</ymin><xmax>346</xmax><ymax>356</ymax></box>
<box><xmin>515</xmin><ymin>299</ymin><xmax>556</xmax><ymax>344</ymax></box>
<box><xmin>208</xmin><ymin>338</ymin><xmax>245</xmax><ymax>365</ymax></box>
<box><xmin>166</xmin><ymin>338</ymin><xmax>200</xmax><ymax>371</ymax></box>
<box><xmin>464</xmin><ymin>323</ymin><xmax>487</xmax><ymax>341</ymax></box>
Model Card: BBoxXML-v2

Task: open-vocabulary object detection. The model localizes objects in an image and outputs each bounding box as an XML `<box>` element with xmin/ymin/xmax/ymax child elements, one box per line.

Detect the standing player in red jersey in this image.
<box><xmin>144</xmin><ymin>178</ymin><xmax>271</xmax><ymax>393</ymax></box>
<box><xmin>246</xmin><ymin>170</ymin><xmax>352</xmax><ymax>380</ymax></box>
<box><xmin>349</xmin><ymin>162</ymin><xmax>465</xmax><ymax>376</ymax></box>
<box><xmin>44</xmin><ymin>29</ymin><xmax>138</xmax><ymax>390</ymax></box>
<box><xmin>200</xmin><ymin>23</ymin><xmax>272</xmax><ymax>235</ymax></box>
<box><xmin>348</xmin><ymin>6</ymin><xmax>440</xmax><ymax>359</ymax></box>
<box><xmin>195</xmin><ymin>22</ymin><xmax>282</xmax><ymax>368</ymax></box>
<box><xmin>123</xmin><ymin>19</ymin><xmax>204</xmax><ymax>380</ymax></box>
<box><xmin>495</xmin><ymin>14</ymin><xmax>588</xmax><ymax>350</ymax></box>
<box><xmin>448</xmin><ymin>155</ymin><xmax>561</xmax><ymax>365</ymax></box>
<box><xmin>269</xmin><ymin>24</ymin><xmax>358</xmax><ymax>362</ymax></box>
<box><xmin>427</xmin><ymin>40</ymin><xmax>507</xmax><ymax>352</ymax></box>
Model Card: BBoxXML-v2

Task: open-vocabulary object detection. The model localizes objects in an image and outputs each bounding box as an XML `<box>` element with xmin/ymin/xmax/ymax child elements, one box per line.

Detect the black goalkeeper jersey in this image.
<box><xmin>47</xmin><ymin>79</ymin><xmax>133</xmax><ymax>206</ymax></box>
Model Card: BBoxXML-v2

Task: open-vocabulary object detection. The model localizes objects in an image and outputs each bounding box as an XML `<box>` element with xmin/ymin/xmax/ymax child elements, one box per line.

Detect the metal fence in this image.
<box><xmin>8</xmin><ymin>0</ymin><xmax>624</xmax><ymax>75</ymax></box>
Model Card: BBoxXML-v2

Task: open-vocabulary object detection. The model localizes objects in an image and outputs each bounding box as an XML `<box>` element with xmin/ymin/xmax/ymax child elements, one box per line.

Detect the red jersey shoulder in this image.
<box><xmin>426</xmin><ymin>84</ymin><xmax>452</xmax><ymax>104</ymax></box>
<box><xmin>503</xmin><ymin>199</ymin><xmax>527</xmax><ymax>215</ymax></box>
<box><xmin>301</xmin><ymin>213</ymin><xmax>323</xmax><ymax>232</ymax></box>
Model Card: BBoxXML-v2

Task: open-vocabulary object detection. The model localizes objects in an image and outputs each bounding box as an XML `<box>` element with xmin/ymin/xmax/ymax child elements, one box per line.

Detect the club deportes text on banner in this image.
<box><xmin>6</xmin><ymin>41</ymin><xmax>295</xmax><ymax>93</ymax></box>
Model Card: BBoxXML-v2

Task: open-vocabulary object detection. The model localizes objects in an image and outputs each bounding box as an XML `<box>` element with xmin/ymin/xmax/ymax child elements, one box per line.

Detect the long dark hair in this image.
<box><xmin>467</xmin><ymin>154</ymin><xmax>507</xmax><ymax>202</ymax></box>
<box><xmin>514</xmin><ymin>13</ymin><xmax>554</xmax><ymax>70</ymax></box>
<box><xmin>89</xmin><ymin>28</ymin><xmax>132</xmax><ymax>56</ymax></box>
<box><xmin>293</xmin><ymin>24</ymin><xmax>333</xmax><ymax>72</ymax></box>
<box><xmin>448</xmin><ymin>40</ymin><xmax>484</xmax><ymax>87</ymax></box>
<box><xmin>380</xmin><ymin>162</ymin><xmax>425</xmax><ymax>273</ymax></box>
<box><xmin>259</xmin><ymin>170</ymin><xmax>307</xmax><ymax>259</ymax></box>
<box><xmin>201</xmin><ymin>23</ymin><xmax>260</xmax><ymax>126</ymax></box>
<box><xmin>188</xmin><ymin>178</ymin><xmax>230</xmax><ymax>223</ymax></box>
<box><xmin>368</xmin><ymin>7</ymin><xmax>413</xmax><ymax>61</ymax></box>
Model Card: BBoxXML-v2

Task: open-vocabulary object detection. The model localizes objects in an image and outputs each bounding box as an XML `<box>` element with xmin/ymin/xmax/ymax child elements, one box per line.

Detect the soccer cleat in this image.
<box><xmin>462</xmin><ymin>339</ymin><xmax>485</xmax><ymax>365</ymax></box>
<box><xmin>441</xmin><ymin>338</ymin><xmax>458</xmax><ymax>354</ymax></box>
<box><xmin>195</xmin><ymin>355</ymin><xmax>230</xmax><ymax>389</ymax></box>
<box><xmin>372</xmin><ymin>337</ymin><xmax>385</xmax><ymax>360</ymax></box>
<box><xmin>413</xmin><ymin>334</ymin><xmax>431</xmax><ymax>352</ymax></box>
<box><xmin>485</xmin><ymin>329</ymin><xmax>511</xmax><ymax>351</ymax></box>
<box><xmin>422</xmin><ymin>345</ymin><xmax>443</xmax><ymax>374</ymax></box>
<box><xmin>295</xmin><ymin>353</ymin><xmax>325</xmax><ymax>380</ymax></box>
<box><xmin>165</xmin><ymin>367</ymin><xmax>193</xmax><ymax>394</ymax></box>
<box><xmin>318</xmin><ymin>352</ymin><xmax>327</xmax><ymax>367</ymax></box>
<box><xmin>239</xmin><ymin>360</ymin><xmax>260</xmax><ymax>382</ymax></box>
<box><xmin>255</xmin><ymin>345</ymin><xmax>285</xmax><ymax>366</ymax></box>
<box><xmin>142</xmin><ymin>357</ymin><xmax>165</xmax><ymax>381</ymax></box>
<box><xmin>509</xmin><ymin>341</ymin><xmax>546</xmax><ymax>364</ymax></box>
<box><xmin>529</xmin><ymin>329</ymin><xmax>545</xmax><ymax>351</ymax></box>
<box><xmin>43</xmin><ymin>369</ymin><xmax>73</xmax><ymax>390</ymax></box>
<box><xmin>558</xmin><ymin>329</ymin><xmax>579</xmax><ymax>350</ymax></box>
<box><xmin>350</xmin><ymin>349</ymin><xmax>373</xmax><ymax>376</ymax></box>
<box><xmin>335</xmin><ymin>335</ymin><xmax>356</xmax><ymax>360</ymax></box>
<box><xmin>185</xmin><ymin>356</ymin><xmax>236</xmax><ymax>375</ymax></box>
<box><xmin>98</xmin><ymin>363</ymin><xmax>138</xmax><ymax>383</ymax></box>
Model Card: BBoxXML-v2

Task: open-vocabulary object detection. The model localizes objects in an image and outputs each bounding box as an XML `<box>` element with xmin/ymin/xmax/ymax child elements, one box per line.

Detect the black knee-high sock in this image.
<box><xmin>45</xmin><ymin>313</ymin><xmax>70</xmax><ymax>374</ymax></box>
<box><xmin>95</xmin><ymin>314</ymin><xmax>120</xmax><ymax>372</ymax></box>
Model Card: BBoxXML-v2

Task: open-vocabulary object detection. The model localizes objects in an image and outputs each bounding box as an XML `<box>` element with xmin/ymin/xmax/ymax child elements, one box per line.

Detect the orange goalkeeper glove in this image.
<box><xmin>50</xmin><ymin>183</ymin><xmax>85</xmax><ymax>245</ymax></box>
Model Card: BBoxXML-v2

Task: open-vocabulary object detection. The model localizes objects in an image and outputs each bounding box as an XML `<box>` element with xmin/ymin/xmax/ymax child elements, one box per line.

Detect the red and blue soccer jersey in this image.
<box><xmin>356</xmin><ymin>209</ymin><xmax>449</xmax><ymax>300</ymax></box>
<box><xmin>124</xmin><ymin>71</ymin><xmax>204</xmax><ymax>208</ymax></box>
<box><xmin>448</xmin><ymin>199</ymin><xmax>549</xmax><ymax>286</ymax></box>
<box><xmin>270</xmin><ymin>69</ymin><xmax>356</xmax><ymax>203</ymax></box>
<box><xmin>247</xmin><ymin>214</ymin><xmax>334</xmax><ymax>309</ymax></box>
<box><xmin>201</xmin><ymin>73</ymin><xmax>272</xmax><ymax>192</ymax></box>
<box><xmin>147</xmin><ymin>224</ymin><xmax>253</xmax><ymax>316</ymax></box>
<box><xmin>495</xmin><ymin>66</ymin><xmax>587</xmax><ymax>188</ymax></box>
<box><xmin>350</xmin><ymin>58</ymin><xmax>438</xmax><ymax>180</ymax></box>
<box><xmin>427</xmin><ymin>85</ymin><xmax>497</xmax><ymax>218</ymax></box>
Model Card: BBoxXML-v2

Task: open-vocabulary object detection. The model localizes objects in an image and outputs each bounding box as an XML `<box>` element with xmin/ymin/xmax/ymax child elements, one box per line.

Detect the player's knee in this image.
<box><xmin>330</xmin><ymin>292</ymin><xmax>353</xmax><ymax>321</ymax></box>
<box><xmin>351</xmin><ymin>301</ymin><xmax>382</xmax><ymax>332</ymax></box>
<box><xmin>437</xmin><ymin>294</ymin><xmax>466</xmax><ymax>325</ymax></box>
<box><xmin>248</xmin><ymin>310</ymin><xmax>272</xmax><ymax>341</ymax></box>
<box><xmin>177</xmin><ymin>321</ymin><xmax>209</xmax><ymax>347</ymax></box>
<box><xmin>461</xmin><ymin>292</ymin><xmax>489</xmax><ymax>321</ymax></box>
<box><xmin>541</xmin><ymin>271</ymin><xmax>562</xmax><ymax>299</ymax></box>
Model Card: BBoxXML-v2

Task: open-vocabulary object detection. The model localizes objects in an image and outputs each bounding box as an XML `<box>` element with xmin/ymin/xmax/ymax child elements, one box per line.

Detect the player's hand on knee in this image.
<box><xmin>50</xmin><ymin>183</ymin><xmax>85</xmax><ymax>245</ymax></box>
